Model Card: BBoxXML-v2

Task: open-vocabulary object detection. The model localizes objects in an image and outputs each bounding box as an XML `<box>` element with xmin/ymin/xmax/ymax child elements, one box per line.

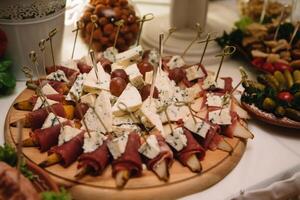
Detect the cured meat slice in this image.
<box><xmin>29</xmin><ymin>94</ymin><xmax>65</xmax><ymax>105</ymax></box>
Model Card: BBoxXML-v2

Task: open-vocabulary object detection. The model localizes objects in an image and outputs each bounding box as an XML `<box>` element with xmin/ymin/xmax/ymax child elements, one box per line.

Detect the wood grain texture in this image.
<box><xmin>4</xmin><ymin>89</ymin><xmax>247</xmax><ymax>200</ymax></box>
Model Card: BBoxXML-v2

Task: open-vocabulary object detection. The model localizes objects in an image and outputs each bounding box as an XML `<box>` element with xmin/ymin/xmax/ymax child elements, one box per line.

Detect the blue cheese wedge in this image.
<box><xmin>202</xmin><ymin>75</ymin><xmax>225</xmax><ymax>90</ymax></box>
<box><xmin>165</xmin><ymin>127</ymin><xmax>187</xmax><ymax>151</ymax></box>
<box><xmin>138</xmin><ymin>135</ymin><xmax>160</xmax><ymax>159</ymax></box>
<box><xmin>66</xmin><ymin>73</ymin><xmax>87</xmax><ymax>102</ymax></box>
<box><xmin>80</xmin><ymin>93</ymin><xmax>97</xmax><ymax>107</ymax></box>
<box><xmin>159</xmin><ymin>104</ymin><xmax>189</xmax><ymax>124</ymax></box>
<box><xmin>155</xmin><ymin>71</ymin><xmax>176</xmax><ymax>106</ymax></box>
<box><xmin>137</xmin><ymin>98</ymin><xmax>165</xmax><ymax>137</ymax></box>
<box><xmin>107</xmin><ymin>134</ymin><xmax>129</xmax><ymax>159</ymax></box>
<box><xmin>185</xmin><ymin>65</ymin><xmax>205</xmax><ymax>81</ymax></box>
<box><xmin>46</xmin><ymin>69</ymin><xmax>69</xmax><ymax>82</ymax></box>
<box><xmin>32</xmin><ymin>97</ymin><xmax>58</xmax><ymax>111</ymax></box>
<box><xmin>167</xmin><ymin>55</ymin><xmax>185</xmax><ymax>69</ymax></box>
<box><xmin>103</xmin><ymin>47</ymin><xmax>118</xmax><ymax>62</ymax></box>
<box><xmin>148</xmin><ymin>50</ymin><xmax>159</xmax><ymax>67</ymax></box>
<box><xmin>112</xmin><ymin>83</ymin><xmax>142</xmax><ymax>116</ymax></box>
<box><xmin>41</xmin><ymin>83</ymin><xmax>59</xmax><ymax>95</ymax></box>
<box><xmin>61</xmin><ymin>59</ymin><xmax>79</xmax><ymax>71</ymax></box>
<box><xmin>83</xmin><ymin>131</ymin><xmax>107</xmax><ymax>153</ymax></box>
<box><xmin>125</xmin><ymin>64</ymin><xmax>145</xmax><ymax>89</ymax></box>
<box><xmin>208</xmin><ymin>108</ymin><xmax>232</xmax><ymax>125</ymax></box>
<box><xmin>58</xmin><ymin>125</ymin><xmax>82</xmax><ymax>145</ymax></box>
<box><xmin>115</xmin><ymin>45</ymin><xmax>143</xmax><ymax>67</ymax></box>
<box><xmin>184</xmin><ymin>115</ymin><xmax>210</xmax><ymax>138</ymax></box>
<box><xmin>83</xmin><ymin>63</ymin><xmax>110</xmax><ymax>93</ymax></box>
<box><xmin>206</xmin><ymin>93</ymin><xmax>231</xmax><ymax>108</ymax></box>
<box><xmin>41</xmin><ymin>113</ymin><xmax>67</xmax><ymax>129</ymax></box>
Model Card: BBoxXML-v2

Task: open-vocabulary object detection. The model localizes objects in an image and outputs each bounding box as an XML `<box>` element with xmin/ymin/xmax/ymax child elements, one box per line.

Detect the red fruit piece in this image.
<box><xmin>251</xmin><ymin>57</ymin><xmax>265</xmax><ymax>68</ymax></box>
<box><xmin>273</xmin><ymin>62</ymin><xmax>292</xmax><ymax>72</ymax></box>
<box><xmin>277</xmin><ymin>91</ymin><xmax>294</xmax><ymax>103</ymax></box>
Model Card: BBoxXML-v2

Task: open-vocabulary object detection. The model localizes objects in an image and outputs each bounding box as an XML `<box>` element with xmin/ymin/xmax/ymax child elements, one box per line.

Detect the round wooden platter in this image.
<box><xmin>4</xmin><ymin>89</ymin><xmax>247</xmax><ymax>200</ymax></box>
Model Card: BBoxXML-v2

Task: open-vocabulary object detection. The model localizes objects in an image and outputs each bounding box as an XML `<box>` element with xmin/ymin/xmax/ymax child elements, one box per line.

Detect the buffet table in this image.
<box><xmin>1</xmin><ymin>0</ymin><xmax>300</xmax><ymax>199</ymax></box>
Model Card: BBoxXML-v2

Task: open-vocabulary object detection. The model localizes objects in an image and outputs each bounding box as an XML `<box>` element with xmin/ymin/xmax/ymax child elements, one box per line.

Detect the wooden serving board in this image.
<box><xmin>4</xmin><ymin>89</ymin><xmax>247</xmax><ymax>200</ymax></box>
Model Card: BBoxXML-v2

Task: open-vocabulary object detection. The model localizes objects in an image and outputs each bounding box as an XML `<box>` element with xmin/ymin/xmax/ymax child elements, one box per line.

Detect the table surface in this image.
<box><xmin>1</xmin><ymin>0</ymin><xmax>300</xmax><ymax>199</ymax></box>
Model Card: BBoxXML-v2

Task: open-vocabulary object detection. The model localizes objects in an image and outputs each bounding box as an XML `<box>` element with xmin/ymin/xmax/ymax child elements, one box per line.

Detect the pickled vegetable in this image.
<box><xmin>262</xmin><ymin>97</ymin><xmax>277</xmax><ymax>111</ymax></box>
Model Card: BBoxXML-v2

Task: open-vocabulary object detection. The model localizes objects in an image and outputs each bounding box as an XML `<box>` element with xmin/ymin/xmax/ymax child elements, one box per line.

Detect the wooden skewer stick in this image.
<box><xmin>72</xmin><ymin>20</ymin><xmax>85</xmax><ymax>59</ymax></box>
<box><xmin>46</xmin><ymin>28</ymin><xmax>57</xmax><ymax>69</ymax></box>
<box><xmin>89</xmin><ymin>49</ymin><xmax>99</xmax><ymax>82</ymax></box>
<box><xmin>136</xmin><ymin>13</ymin><xmax>154</xmax><ymax>46</ymax></box>
<box><xmin>260</xmin><ymin>0</ymin><xmax>269</xmax><ymax>23</ymax></box>
<box><xmin>38</xmin><ymin>39</ymin><xmax>47</xmax><ymax>75</ymax></box>
<box><xmin>181</xmin><ymin>23</ymin><xmax>202</xmax><ymax>59</ymax></box>
<box><xmin>21</xmin><ymin>66</ymin><xmax>33</xmax><ymax>82</ymax></box>
<box><xmin>197</xmin><ymin>33</ymin><xmax>212</xmax><ymax>70</ymax></box>
<box><xmin>214</xmin><ymin>45</ymin><xmax>236</xmax><ymax>82</ymax></box>
<box><xmin>289</xmin><ymin>22</ymin><xmax>300</xmax><ymax>46</ymax></box>
<box><xmin>113</xmin><ymin>19</ymin><xmax>125</xmax><ymax>50</ymax></box>
<box><xmin>274</xmin><ymin>5</ymin><xmax>289</xmax><ymax>41</ymax></box>
<box><xmin>16</xmin><ymin>120</ymin><xmax>24</xmax><ymax>181</ymax></box>
<box><xmin>88</xmin><ymin>15</ymin><xmax>98</xmax><ymax>53</ymax></box>
<box><xmin>29</xmin><ymin>51</ymin><xmax>42</xmax><ymax>86</ymax></box>
<box><xmin>163</xmin><ymin>27</ymin><xmax>177</xmax><ymax>45</ymax></box>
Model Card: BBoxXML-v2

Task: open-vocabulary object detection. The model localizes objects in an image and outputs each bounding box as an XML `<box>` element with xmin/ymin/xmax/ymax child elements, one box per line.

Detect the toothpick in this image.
<box><xmin>72</xmin><ymin>20</ymin><xmax>84</xmax><ymax>59</ymax></box>
<box><xmin>113</xmin><ymin>19</ymin><xmax>125</xmax><ymax>50</ymax></box>
<box><xmin>16</xmin><ymin>120</ymin><xmax>24</xmax><ymax>182</ymax></box>
<box><xmin>163</xmin><ymin>27</ymin><xmax>177</xmax><ymax>45</ymax></box>
<box><xmin>181</xmin><ymin>23</ymin><xmax>202</xmax><ymax>59</ymax></box>
<box><xmin>136</xmin><ymin>13</ymin><xmax>154</xmax><ymax>46</ymax></box>
<box><xmin>89</xmin><ymin>49</ymin><xmax>99</xmax><ymax>82</ymax></box>
<box><xmin>39</xmin><ymin>39</ymin><xmax>47</xmax><ymax>76</ymax></box>
<box><xmin>29</xmin><ymin>51</ymin><xmax>42</xmax><ymax>86</ymax></box>
<box><xmin>149</xmin><ymin>33</ymin><xmax>163</xmax><ymax>104</ymax></box>
<box><xmin>274</xmin><ymin>5</ymin><xmax>288</xmax><ymax>41</ymax></box>
<box><xmin>21</xmin><ymin>66</ymin><xmax>33</xmax><ymax>82</ymax></box>
<box><xmin>198</xmin><ymin>33</ymin><xmax>212</xmax><ymax>70</ymax></box>
<box><xmin>90</xmin><ymin>105</ymin><xmax>110</xmax><ymax>135</ymax></box>
<box><xmin>289</xmin><ymin>22</ymin><xmax>300</xmax><ymax>46</ymax></box>
<box><xmin>215</xmin><ymin>45</ymin><xmax>236</xmax><ymax>82</ymax></box>
<box><xmin>260</xmin><ymin>0</ymin><xmax>269</xmax><ymax>23</ymax></box>
<box><xmin>88</xmin><ymin>15</ymin><xmax>98</xmax><ymax>53</ymax></box>
<box><xmin>46</xmin><ymin>28</ymin><xmax>57</xmax><ymax>69</ymax></box>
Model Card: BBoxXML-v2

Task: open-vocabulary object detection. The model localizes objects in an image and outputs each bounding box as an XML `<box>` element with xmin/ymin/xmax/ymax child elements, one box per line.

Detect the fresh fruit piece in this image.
<box><xmin>283</xmin><ymin>69</ymin><xmax>294</xmax><ymax>88</ymax></box>
<box><xmin>110</xmin><ymin>77</ymin><xmax>127</xmax><ymax>97</ymax></box>
<box><xmin>139</xmin><ymin>84</ymin><xmax>158</xmax><ymax>101</ymax></box>
<box><xmin>262</xmin><ymin>97</ymin><xmax>277</xmax><ymax>111</ymax></box>
<box><xmin>168</xmin><ymin>68</ymin><xmax>185</xmax><ymax>84</ymax></box>
<box><xmin>137</xmin><ymin>61</ymin><xmax>153</xmax><ymax>76</ymax></box>
<box><xmin>277</xmin><ymin>91</ymin><xmax>294</xmax><ymax>103</ymax></box>
<box><xmin>111</xmin><ymin>69</ymin><xmax>129</xmax><ymax>83</ymax></box>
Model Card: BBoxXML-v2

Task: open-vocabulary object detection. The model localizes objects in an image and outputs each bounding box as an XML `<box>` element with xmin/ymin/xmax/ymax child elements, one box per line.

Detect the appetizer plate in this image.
<box><xmin>5</xmin><ymin>89</ymin><xmax>247</xmax><ymax>200</ymax></box>
<box><xmin>241</xmin><ymin>101</ymin><xmax>300</xmax><ymax>129</ymax></box>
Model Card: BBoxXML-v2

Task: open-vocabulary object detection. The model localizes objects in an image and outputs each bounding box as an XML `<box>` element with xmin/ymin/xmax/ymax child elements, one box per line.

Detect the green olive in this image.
<box><xmin>274</xmin><ymin>71</ymin><xmax>287</xmax><ymax>90</ymax></box>
<box><xmin>265</xmin><ymin>74</ymin><xmax>280</xmax><ymax>91</ymax></box>
<box><xmin>285</xmin><ymin>108</ymin><xmax>300</xmax><ymax>122</ymax></box>
<box><xmin>293</xmin><ymin>70</ymin><xmax>300</xmax><ymax>84</ymax></box>
<box><xmin>262</xmin><ymin>97</ymin><xmax>277</xmax><ymax>112</ymax></box>
<box><xmin>284</xmin><ymin>69</ymin><xmax>294</xmax><ymax>88</ymax></box>
<box><xmin>274</xmin><ymin>106</ymin><xmax>286</xmax><ymax>118</ymax></box>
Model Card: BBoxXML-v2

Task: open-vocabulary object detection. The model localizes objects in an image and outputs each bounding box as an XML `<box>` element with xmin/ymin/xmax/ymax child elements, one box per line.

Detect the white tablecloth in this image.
<box><xmin>1</xmin><ymin>0</ymin><xmax>300</xmax><ymax>199</ymax></box>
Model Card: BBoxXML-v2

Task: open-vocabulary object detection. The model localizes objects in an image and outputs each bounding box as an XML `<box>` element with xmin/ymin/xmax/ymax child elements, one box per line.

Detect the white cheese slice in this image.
<box><xmin>184</xmin><ymin>115</ymin><xmax>210</xmax><ymax>138</ymax></box>
<box><xmin>145</xmin><ymin>71</ymin><xmax>153</xmax><ymax>85</ymax></box>
<box><xmin>155</xmin><ymin>71</ymin><xmax>176</xmax><ymax>106</ymax></box>
<box><xmin>102</xmin><ymin>47</ymin><xmax>118</xmax><ymax>62</ymax></box>
<box><xmin>208</xmin><ymin>108</ymin><xmax>232</xmax><ymax>125</ymax></box>
<box><xmin>66</xmin><ymin>73</ymin><xmax>87</xmax><ymax>102</ymax></box>
<box><xmin>185</xmin><ymin>84</ymin><xmax>202</xmax><ymax>101</ymax></box>
<box><xmin>58</xmin><ymin>125</ymin><xmax>82</xmax><ymax>146</ymax></box>
<box><xmin>80</xmin><ymin>93</ymin><xmax>97</xmax><ymax>107</ymax></box>
<box><xmin>41</xmin><ymin>112</ymin><xmax>67</xmax><ymax>129</ymax></box>
<box><xmin>138</xmin><ymin>135</ymin><xmax>160</xmax><ymax>159</ymax></box>
<box><xmin>185</xmin><ymin>65</ymin><xmax>205</xmax><ymax>81</ymax></box>
<box><xmin>112</xmin><ymin>124</ymin><xmax>141</xmax><ymax>137</ymax></box>
<box><xmin>113</xmin><ymin>115</ymin><xmax>139</xmax><ymax>126</ymax></box>
<box><xmin>165</xmin><ymin>127</ymin><xmax>187</xmax><ymax>151</ymax></box>
<box><xmin>159</xmin><ymin>104</ymin><xmax>190</xmax><ymax>124</ymax></box>
<box><xmin>206</xmin><ymin>93</ymin><xmax>223</xmax><ymax>107</ymax></box>
<box><xmin>115</xmin><ymin>45</ymin><xmax>143</xmax><ymax>67</ymax></box>
<box><xmin>83</xmin><ymin>131</ymin><xmax>107</xmax><ymax>153</ymax></box>
<box><xmin>32</xmin><ymin>97</ymin><xmax>58</xmax><ymax>111</ymax></box>
<box><xmin>137</xmin><ymin>98</ymin><xmax>165</xmax><ymax>137</ymax></box>
<box><xmin>83</xmin><ymin>63</ymin><xmax>111</xmax><ymax>93</ymax></box>
<box><xmin>112</xmin><ymin>83</ymin><xmax>142</xmax><ymax>116</ymax></box>
<box><xmin>41</xmin><ymin>83</ymin><xmax>59</xmax><ymax>95</ymax></box>
<box><xmin>111</xmin><ymin>63</ymin><xmax>125</xmax><ymax>71</ymax></box>
<box><xmin>125</xmin><ymin>63</ymin><xmax>145</xmax><ymax>89</ymax></box>
<box><xmin>62</xmin><ymin>59</ymin><xmax>79</xmax><ymax>71</ymax></box>
<box><xmin>125</xmin><ymin>63</ymin><xmax>140</xmax><ymax>76</ymax></box>
<box><xmin>202</xmin><ymin>75</ymin><xmax>225</xmax><ymax>90</ymax></box>
<box><xmin>46</xmin><ymin>69</ymin><xmax>69</xmax><ymax>82</ymax></box>
<box><xmin>167</xmin><ymin>55</ymin><xmax>185</xmax><ymax>69</ymax></box>
<box><xmin>107</xmin><ymin>134</ymin><xmax>129</xmax><ymax>159</ymax></box>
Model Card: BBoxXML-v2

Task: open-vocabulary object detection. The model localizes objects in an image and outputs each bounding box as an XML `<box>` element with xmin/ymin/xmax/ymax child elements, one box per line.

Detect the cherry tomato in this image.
<box><xmin>251</xmin><ymin>57</ymin><xmax>265</xmax><ymax>68</ymax></box>
<box><xmin>273</xmin><ymin>62</ymin><xmax>292</xmax><ymax>72</ymax></box>
<box><xmin>277</xmin><ymin>91</ymin><xmax>294</xmax><ymax>103</ymax></box>
<box><xmin>262</xmin><ymin>62</ymin><xmax>275</xmax><ymax>73</ymax></box>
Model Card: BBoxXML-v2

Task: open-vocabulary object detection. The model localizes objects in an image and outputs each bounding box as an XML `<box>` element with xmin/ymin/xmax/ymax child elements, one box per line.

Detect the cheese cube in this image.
<box><xmin>83</xmin><ymin>63</ymin><xmax>110</xmax><ymax>93</ymax></box>
<box><xmin>41</xmin><ymin>113</ymin><xmax>67</xmax><ymax>129</ymax></box>
<box><xmin>184</xmin><ymin>115</ymin><xmax>210</xmax><ymax>138</ymax></box>
<box><xmin>202</xmin><ymin>75</ymin><xmax>225</xmax><ymax>90</ymax></box>
<box><xmin>125</xmin><ymin>63</ymin><xmax>140</xmax><ymax>76</ymax></box>
<box><xmin>107</xmin><ymin>134</ymin><xmax>128</xmax><ymax>159</ymax></box>
<box><xmin>185</xmin><ymin>65</ymin><xmax>205</xmax><ymax>81</ymax></box>
<box><xmin>138</xmin><ymin>135</ymin><xmax>160</xmax><ymax>159</ymax></box>
<box><xmin>145</xmin><ymin>71</ymin><xmax>153</xmax><ymax>85</ymax></box>
<box><xmin>83</xmin><ymin>131</ymin><xmax>107</xmax><ymax>153</ymax></box>
<box><xmin>80</xmin><ymin>93</ymin><xmax>97</xmax><ymax>107</ymax></box>
<box><xmin>66</xmin><ymin>73</ymin><xmax>86</xmax><ymax>102</ymax></box>
<box><xmin>129</xmin><ymin>73</ymin><xmax>145</xmax><ymax>89</ymax></box>
<box><xmin>102</xmin><ymin>47</ymin><xmax>118</xmax><ymax>62</ymax></box>
<box><xmin>159</xmin><ymin>104</ymin><xmax>190</xmax><ymax>124</ymax></box>
<box><xmin>33</xmin><ymin>97</ymin><xmax>58</xmax><ymax>111</ymax></box>
<box><xmin>208</xmin><ymin>108</ymin><xmax>232</xmax><ymax>125</ymax></box>
<box><xmin>58</xmin><ymin>125</ymin><xmax>82</xmax><ymax>145</ymax></box>
<box><xmin>165</xmin><ymin>127</ymin><xmax>187</xmax><ymax>151</ymax></box>
<box><xmin>115</xmin><ymin>45</ymin><xmax>143</xmax><ymax>67</ymax></box>
<box><xmin>46</xmin><ymin>69</ymin><xmax>69</xmax><ymax>82</ymax></box>
<box><xmin>41</xmin><ymin>83</ymin><xmax>59</xmax><ymax>95</ymax></box>
<box><xmin>167</xmin><ymin>55</ymin><xmax>185</xmax><ymax>69</ymax></box>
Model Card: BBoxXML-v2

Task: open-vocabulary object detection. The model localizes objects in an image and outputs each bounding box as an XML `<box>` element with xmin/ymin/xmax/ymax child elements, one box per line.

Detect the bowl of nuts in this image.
<box><xmin>80</xmin><ymin>0</ymin><xmax>140</xmax><ymax>53</ymax></box>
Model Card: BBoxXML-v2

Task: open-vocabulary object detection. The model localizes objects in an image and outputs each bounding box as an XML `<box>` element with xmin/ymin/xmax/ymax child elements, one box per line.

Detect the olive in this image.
<box><xmin>293</xmin><ymin>70</ymin><xmax>300</xmax><ymax>84</ymax></box>
<box><xmin>137</xmin><ymin>61</ymin><xmax>153</xmax><ymax>76</ymax></box>
<box><xmin>139</xmin><ymin>84</ymin><xmax>159</xmax><ymax>101</ymax></box>
<box><xmin>111</xmin><ymin>69</ymin><xmax>129</xmax><ymax>82</ymax></box>
<box><xmin>284</xmin><ymin>69</ymin><xmax>294</xmax><ymax>88</ymax></box>
<box><xmin>262</xmin><ymin>97</ymin><xmax>277</xmax><ymax>112</ymax></box>
<box><xmin>110</xmin><ymin>77</ymin><xmax>127</xmax><ymax>97</ymax></box>
<box><xmin>274</xmin><ymin>106</ymin><xmax>286</xmax><ymax>118</ymax></box>
<box><xmin>265</xmin><ymin>74</ymin><xmax>280</xmax><ymax>91</ymax></box>
<box><xmin>168</xmin><ymin>68</ymin><xmax>185</xmax><ymax>84</ymax></box>
<box><xmin>273</xmin><ymin>71</ymin><xmax>287</xmax><ymax>90</ymax></box>
<box><xmin>285</xmin><ymin>108</ymin><xmax>300</xmax><ymax>122</ymax></box>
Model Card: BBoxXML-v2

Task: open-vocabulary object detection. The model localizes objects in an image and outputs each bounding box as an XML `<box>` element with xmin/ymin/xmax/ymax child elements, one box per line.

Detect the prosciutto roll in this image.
<box><xmin>49</xmin><ymin>132</ymin><xmax>84</xmax><ymax>167</ymax></box>
<box><xmin>78</xmin><ymin>141</ymin><xmax>110</xmax><ymax>175</ymax></box>
<box><xmin>176</xmin><ymin>129</ymin><xmax>205</xmax><ymax>166</ymax></box>
<box><xmin>30</xmin><ymin>121</ymin><xmax>71</xmax><ymax>152</ymax></box>
<box><xmin>112</xmin><ymin>132</ymin><xmax>142</xmax><ymax>177</ymax></box>
<box><xmin>145</xmin><ymin>135</ymin><xmax>173</xmax><ymax>171</ymax></box>
<box><xmin>29</xmin><ymin>94</ymin><xmax>65</xmax><ymax>105</ymax></box>
<box><xmin>26</xmin><ymin>103</ymin><xmax>66</xmax><ymax>130</ymax></box>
